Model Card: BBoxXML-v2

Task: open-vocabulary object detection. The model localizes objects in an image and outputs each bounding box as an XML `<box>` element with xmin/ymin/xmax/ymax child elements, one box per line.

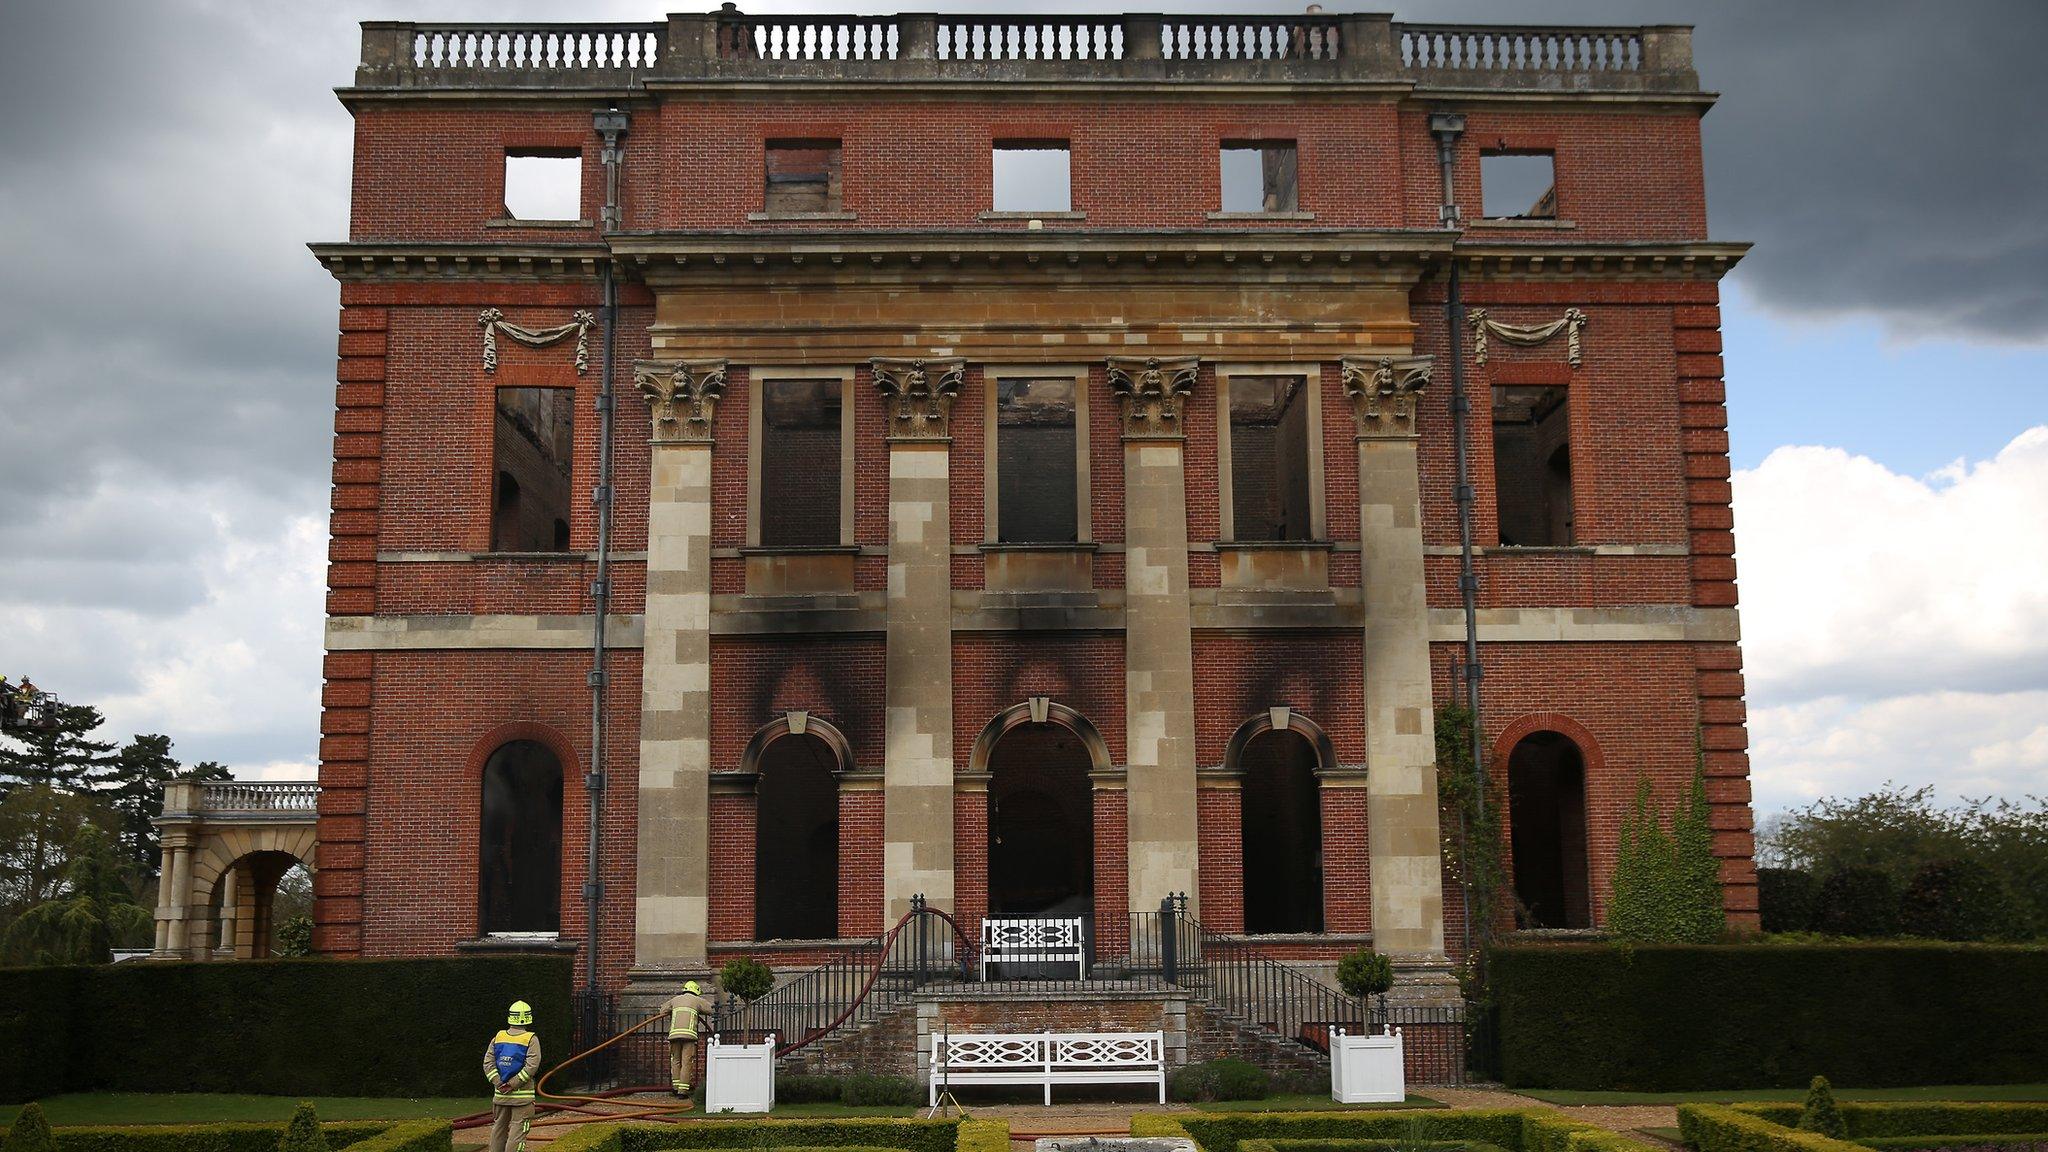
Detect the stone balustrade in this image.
<box><xmin>190</xmin><ymin>780</ymin><xmax>320</xmax><ymax>815</ymax></box>
<box><xmin>354</xmin><ymin>12</ymin><xmax>1696</xmax><ymax>93</ymax></box>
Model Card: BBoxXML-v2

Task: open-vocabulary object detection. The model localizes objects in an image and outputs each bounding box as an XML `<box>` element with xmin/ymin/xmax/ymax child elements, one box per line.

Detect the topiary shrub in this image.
<box><xmin>1901</xmin><ymin>859</ymin><xmax>2023</xmax><ymax>942</ymax></box>
<box><xmin>1758</xmin><ymin>868</ymin><xmax>1819</xmax><ymax>934</ymax></box>
<box><xmin>1814</xmin><ymin>868</ymin><xmax>1901</xmax><ymax>937</ymax></box>
<box><xmin>279</xmin><ymin>1104</ymin><xmax>330</xmax><ymax>1152</ymax></box>
<box><xmin>5</xmin><ymin>1103</ymin><xmax>58</xmax><ymax>1152</ymax></box>
<box><xmin>1337</xmin><ymin>949</ymin><xmax>1395</xmax><ymax>1000</ymax></box>
<box><xmin>718</xmin><ymin>957</ymin><xmax>774</xmax><ymax>1003</ymax></box>
<box><xmin>839</xmin><ymin>1074</ymin><xmax>918</xmax><ymax>1107</ymax></box>
<box><xmin>1798</xmin><ymin>1075</ymin><xmax>1848</xmax><ymax>1139</ymax></box>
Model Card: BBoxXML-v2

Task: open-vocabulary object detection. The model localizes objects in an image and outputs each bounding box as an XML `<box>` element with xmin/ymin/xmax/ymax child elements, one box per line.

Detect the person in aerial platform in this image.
<box><xmin>664</xmin><ymin>980</ymin><xmax>714</xmax><ymax>1103</ymax></box>
<box><xmin>483</xmin><ymin>1000</ymin><xmax>542</xmax><ymax>1152</ymax></box>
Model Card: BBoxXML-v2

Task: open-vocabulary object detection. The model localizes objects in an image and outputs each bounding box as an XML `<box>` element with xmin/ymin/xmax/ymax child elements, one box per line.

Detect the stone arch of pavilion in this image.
<box><xmin>151</xmin><ymin>778</ymin><xmax>319</xmax><ymax>960</ymax></box>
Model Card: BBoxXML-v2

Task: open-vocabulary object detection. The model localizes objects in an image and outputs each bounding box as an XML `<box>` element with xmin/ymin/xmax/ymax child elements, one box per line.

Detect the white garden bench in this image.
<box><xmin>929</xmin><ymin>1031</ymin><xmax>1167</xmax><ymax>1106</ymax></box>
<box><xmin>978</xmin><ymin>916</ymin><xmax>1086</xmax><ymax>980</ymax></box>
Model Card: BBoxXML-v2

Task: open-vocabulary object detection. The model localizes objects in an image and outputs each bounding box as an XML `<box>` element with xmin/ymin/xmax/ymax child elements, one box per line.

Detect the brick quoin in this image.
<box><xmin>313</xmin><ymin>14</ymin><xmax>1759</xmax><ymax>988</ymax></box>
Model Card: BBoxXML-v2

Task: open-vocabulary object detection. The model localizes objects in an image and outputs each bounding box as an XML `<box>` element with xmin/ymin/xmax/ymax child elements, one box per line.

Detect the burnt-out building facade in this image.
<box><xmin>313</xmin><ymin>10</ymin><xmax>1756</xmax><ymax>1004</ymax></box>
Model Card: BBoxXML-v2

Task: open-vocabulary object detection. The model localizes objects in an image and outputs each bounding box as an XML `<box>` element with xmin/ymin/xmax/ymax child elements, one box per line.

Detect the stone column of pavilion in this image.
<box><xmin>150</xmin><ymin>777</ymin><xmax>201</xmax><ymax>959</ymax></box>
<box><xmin>1107</xmin><ymin>356</ymin><xmax>1204</xmax><ymax>919</ymax></box>
<box><xmin>872</xmin><ymin>357</ymin><xmax>964</xmax><ymax>921</ymax></box>
<box><xmin>628</xmin><ymin>359</ymin><xmax>726</xmax><ymax>988</ymax></box>
<box><xmin>1343</xmin><ymin>354</ymin><xmax>1459</xmax><ymax>1002</ymax></box>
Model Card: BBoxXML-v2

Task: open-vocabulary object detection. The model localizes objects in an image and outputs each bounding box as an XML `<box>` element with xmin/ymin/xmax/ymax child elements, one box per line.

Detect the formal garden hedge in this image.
<box><xmin>0</xmin><ymin>955</ymin><xmax>572</xmax><ymax>1103</ymax></box>
<box><xmin>1491</xmin><ymin>943</ymin><xmax>2048</xmax><ymax>1090</ymax></box>
<box><xmin>547</xmin><ymin>1120</ymin><xmax>972</xmax><ymax>1152</ymax></box>
<box><xmin>1132</xmin><ymin>1109</ymin><xmax>1641</xmax><ymax>1152</ymax></box>
<box><xmin>1681</xmin><ymin>1104</ymin><xmax>2048</xmax><ymax>1152</ymax></box>
<box><xmin>0</xmin><ymin>1120</ymin><xmax>451</xmax><ymax>1152</ymax></box>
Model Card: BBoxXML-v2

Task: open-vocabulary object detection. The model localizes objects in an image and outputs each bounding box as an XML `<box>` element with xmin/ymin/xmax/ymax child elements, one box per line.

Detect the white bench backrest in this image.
<box><xmin>981</xmin><ymin>917</ymin><xmax>1084</xmax><ymax>952</ymax></box>
<box><xmin>1050</xmin><ymin>1032</ymin><xmax>1162</xmax><ymax>1067</ymax></box>
<box><xmin>936</xmin><ymin>1033</ymin><xmax>1044</xmax><ymax>1068</ymax></box>
<box><xmin>935</xmin><ymin>1031</ymin><xmax>1163</xmax><ymax>1068</ymax></box>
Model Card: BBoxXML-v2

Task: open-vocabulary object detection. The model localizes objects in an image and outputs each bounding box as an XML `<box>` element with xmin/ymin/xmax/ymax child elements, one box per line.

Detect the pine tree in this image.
<box><xmin>101</xmin><ymin>735</ymin><xmax>224</xmax><ymax>879</ymax></box>
<box><xmin>0</xmin><ymin>701</ymin><xmax>117</xmax><ymax>797</ymax></box>
<box><xmin>4</xmin><ymin>1102</ymin><xmax>58</xmax><ymax>1152</ymax></box>
<box><xmin>3</xmin><ymin>823</ymin><xmax>153</xmax><ymax>965</ymax></box>
<box><xmin>1798</xmin><ymin>1075</ymin><xmax>1848</xmax><ymax>1139</ymax></box>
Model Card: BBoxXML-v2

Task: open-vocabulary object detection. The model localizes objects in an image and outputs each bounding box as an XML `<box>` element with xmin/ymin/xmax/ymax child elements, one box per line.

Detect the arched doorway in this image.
<box><xmin>753</xmin><ymin>730</ymin><xmax>842</xmax><ymax>941</ymax></box>
<box><xmin>1507</xmin><ymin>730</ymin><xmax>1592</xmax><ymax>928</ymax></box>
<box><xmin>203</xmin><ymin>849</ymin><xmax>306</xmax><ymax>959</ymax></box>
<box><xmin>986</xmin><ymin>722</ymin><xmax>1094</xmax><ymax>918</ymax></box>
<box><xmin>1229</xmin><ymin>714</ymin><xmax>1329</xmax><ymax>934</ymax></box>
<box><xmin>479</xmin><ymin>739</ymin><xmax>564</xmax><ymax>935</ymax></box>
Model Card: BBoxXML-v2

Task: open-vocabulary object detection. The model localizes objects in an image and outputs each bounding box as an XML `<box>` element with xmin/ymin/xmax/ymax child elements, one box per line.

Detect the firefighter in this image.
<box><xmin>664</xmin><ymin>979</ymin><xmax>713</xmax><ymax>1101</ymax></box>
<box><xmin>483</xmin><ymin>1000</ymin><xmax>542</xmax><ymax>1152</ymax></box>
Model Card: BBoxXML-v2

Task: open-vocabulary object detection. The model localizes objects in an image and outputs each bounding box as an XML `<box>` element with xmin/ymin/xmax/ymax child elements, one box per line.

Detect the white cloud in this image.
<box><xmin>1736</xmin><ymin>427</ymin><xmax>2048</xmax><ymax>811</ymax></box>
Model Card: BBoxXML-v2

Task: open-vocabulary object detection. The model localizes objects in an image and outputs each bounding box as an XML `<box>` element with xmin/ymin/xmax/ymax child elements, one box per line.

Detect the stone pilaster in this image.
<box><xmin>1341</xmin><ymin>356</ymin><xmax>1453</xmax><ymax>989</ymax></box>
<box><xmin>630</xmin><ymin>359</ymin><xmax>725</xmax><ymax>982</ymax></box>
<box><xmin>1107</xmin><ymin>356</ymin><xmax>1202</xmax><ymax>916</ymax></box>
<box><xmin>874</xmin><ymin>358</ymin><xmax>962</xmax><ymax>919</ymax></box>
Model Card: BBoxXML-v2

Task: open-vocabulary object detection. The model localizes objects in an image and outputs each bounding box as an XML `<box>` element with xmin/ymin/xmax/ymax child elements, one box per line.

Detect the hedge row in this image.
<box><xmin>1680</xmin><ymin>1104</ymin><xmax>2048</xmax><ymax>1152</ymax></box>
<box><xmin>550</xmin><ymin>1120</ymin><xmax>971</xmax><ymax>1152</ymax></box>
<box><xmin>1241</xmin><ymin>1139</ymin><xmax>1511</xmax><ymax>1152</ymax></box>
<box><xmin>1491</xmin><ymin>943</ymin><xmax>2048</xmax><ymax>1090</ymax></box>
<box><xmin>0</xmin><ymin>1121</ymin><xmax>449</xmax><ymax>1152</ymax></box>
<box><xmin>1732</xmin><ymin>1105</ymin><xmax>2048</xmax><ymax>1141</ymax></box>
<box><xmin>0</xmin><ymin>955</ymin><xmax>573</xmax><ymax>1103</ymax></box>
<box><xmin>1858</xmin><ymin>1137</ymin><xmax>2048</xmax><ymax>1151</ymax></box>
<box><xmin>1679</xmin><ymin>1104</ymin><xmax>1863</xmax><ymax>1152</ymax></box>
<box><xmin>1132</xmin><ymin>1108</ymin><xmax>1641</xmax><ymax>1152</ymax></box>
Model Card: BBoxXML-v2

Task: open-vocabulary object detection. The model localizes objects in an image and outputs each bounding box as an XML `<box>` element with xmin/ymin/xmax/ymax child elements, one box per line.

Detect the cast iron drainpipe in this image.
<box><xmin>585</xmin><ymin>107</ymin><xmax>630</xmax><ymax>998</ymax></box>
<box><xmin>1430</xmin><ymin>110</ymin><xmax>1486</xmax><ymax>803</ymax></box>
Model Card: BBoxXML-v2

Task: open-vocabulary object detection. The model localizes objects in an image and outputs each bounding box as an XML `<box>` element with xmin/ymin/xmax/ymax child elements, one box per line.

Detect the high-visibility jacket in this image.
<box><xmin>484</xmin><ymin>1028</ymin><xmax>541</xmax><ymax>1104</ymax></box>
<box><xmin>665</xmin><ymin>991</ymin><xmax>712</xmax><ymax>1040</ymax></box>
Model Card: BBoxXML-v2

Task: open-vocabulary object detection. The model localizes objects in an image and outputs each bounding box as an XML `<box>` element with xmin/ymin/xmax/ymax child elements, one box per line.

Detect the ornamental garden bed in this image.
<box><xmin>1680</xmin><ymin>1101</ymin><xmax>2048</xmax><ymax>1152</ymax></box>
<box><xmin>543</xmin><ymin>1117</ymin><xmax>1004</xmax><ymax>1152</ymax></box>
<box><xmin>1131</xmin><ymin>1108</ymin><xmax>1642</xmax><ymax>1152</ymax></box>
<box><xmin>0</xmin><ymin>1119</ymin><xmax>451</xmax><ymax>1152</ymax></box>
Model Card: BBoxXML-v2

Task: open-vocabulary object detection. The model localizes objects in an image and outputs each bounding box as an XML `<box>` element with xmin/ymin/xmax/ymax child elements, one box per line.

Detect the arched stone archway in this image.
<box><xmin>1505</xmin><ymin>729</ymin><xmax>1593</xmax><ymax>929</ymax></box>
<box><xmin>1225</xmin><ymin>709</ymin><xmax>1337</xmax><ymax>935</ymax></box>
<box><xmin>742</xmin><ymin>713</ymin><xmax>851</xmax><ymax>940</ymax></box>
<box><xmin>967</xmin><ymin>700</ymin><xmax>1115</xmax><ymax>923</ymax></box>
<box><xmin>152</xmin><ymin>779</ymin><xmax>318</xmax><ymax>960</ymax></box>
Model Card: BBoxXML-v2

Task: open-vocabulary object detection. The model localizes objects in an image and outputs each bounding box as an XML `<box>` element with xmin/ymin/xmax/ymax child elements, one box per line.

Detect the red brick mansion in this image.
<box><xmin>305</xmin><ymin>9</ymin><xmax>1756</xmax><ymax>1011</ymax></box>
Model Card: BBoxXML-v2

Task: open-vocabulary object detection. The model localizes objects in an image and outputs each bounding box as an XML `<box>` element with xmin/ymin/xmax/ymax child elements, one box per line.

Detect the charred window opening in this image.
<box><xmin>992</xmin><ymin>141</ymin><xmax>1071</xmax><ymax>212</ymax></box>
<box><xmin>1228</xmin><ymin>375</ymin><xmax>1313</xmax><ymax>541</ymax></box>
<box><xmin>492</xmin><ymin>387</ymin><xmax>574</xmax><ymax>552</ymax></box>
<box><xmin>987</xmin><ymin>723</ymin><xmax>1093</xmax><ymax>920</ymax></box>
<box><xmin>1492</xmin><ymin>385</ymin><xmax>1573</xmax><ymax>546</ymax></box>
<box><xmin>764</xmin><ymin>139</ymin><xmax>843</xmax><ymax>214</ymax></box>
<box><xmin>503</xmin><ymin>149</ymin><xmax>582</xmax><ymax>221</ymax></box>
<box><xmin>1239</xmin><ymin>728</ymin><xmax>1323</xmax><ymax>934</ymax></box>
<box><xmin>754</xmin><ymin>733</ymin><xmax>841</xmax><ymax>941</ymax></box>
<box><xmin>479</xmin><ymin>740</ymin><xmax>564</xmax><ymax>935</ymax></box>
<box><xmin>995</xmin><ymin>377</ymin><xmax>1079</xmax><ymax>544</ymax></box>
<box><xmin>759</xmin><ymin>378</ymin><xmax>843</xmax><ymax>547</ymax></box>
<box><xmin>1481</xmin><ymin>150</ymin><xmax>1556</xmax><ymax>219</ymax></box>
<box><xmin>1508</xmin><ymin>731</ymin><xmax>1592</xmax><ymax>929</ymax></box>
<box><xmin>1219</xmin><ymin>142</ymin><xmax>1298</xmax><ymax>213</ymax></box>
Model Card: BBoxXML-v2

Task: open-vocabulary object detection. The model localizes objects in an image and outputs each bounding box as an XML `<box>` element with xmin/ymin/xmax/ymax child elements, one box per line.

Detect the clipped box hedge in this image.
<box><xmin>0</xmin><ymin>954</ymin><xmax>571</xmax><ymax>1103</ymax></box>
<box><xmin>1681</xmin><ymin>1104</ymin><xmax>2048</xmax><ymax>1152</ymax></box>
<box><xmin>0</xmin><ymin>1120</ymin><xmax>451</xmax><ymax>1152</ymax></box>
<box><xmin>1492</xmin><ymin>942</ymin><xmax>2048</xmax><ymax>1090</ymax></box>
<box><xmin>549</xmin><ymin>1120</ymin><xmax>970</xmax><ymax>1152</ymax></box>
<box><xmin>1132</xmin><ymin>1108</ymin><xmax>1641</xmax><ymax>1152</ymax></box>
<box><xmin>1241</xmin><ymin>1139</ymin><xmax>1512</xmax><ymax>1152</ymax></box>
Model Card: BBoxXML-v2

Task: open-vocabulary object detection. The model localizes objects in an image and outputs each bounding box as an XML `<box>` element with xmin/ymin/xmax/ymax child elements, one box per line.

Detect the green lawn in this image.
<box><xmin>0</xmin><ymin>1094</ymin><xmax>483</xmax><ymax>1129</ymax></box>
<box><xmin>1517</xmin><ymin>1084</ymin><xmax>2048</xmax><ymax>1106</ymax></box>
<box><xmin>1191</xmin><ymin>1094</ymin><xmax>1446</xmax><ymax>1112</ymax></box>
<box><xmin>1638</xmin><ymin>1128</ymin><xmax>1684</xmax><ymax>1144</ymax></box>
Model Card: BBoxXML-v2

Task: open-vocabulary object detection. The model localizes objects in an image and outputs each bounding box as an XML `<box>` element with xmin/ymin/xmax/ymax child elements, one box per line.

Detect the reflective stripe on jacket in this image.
<box><xmin>667</xmin><ymin>992</ymin><xmax>711</xmax><ymax>1040</ymax></box>
<box><xmin>485</xmin><ymin>1028</ymin><xmax>541</xmax><ymax>1103</ymax></box>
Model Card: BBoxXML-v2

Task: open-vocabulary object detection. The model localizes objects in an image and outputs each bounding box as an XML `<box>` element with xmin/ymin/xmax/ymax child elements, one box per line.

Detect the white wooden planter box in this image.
<box><xmin>1329</xmin><ymin>1026</ymin><xmax>1405</xmax><ymax>1104</ymax></box>
<box><xmin>705</xmin><ymin>1033</ymin><xmax>776</xmax><ymax>1114</ymax></box>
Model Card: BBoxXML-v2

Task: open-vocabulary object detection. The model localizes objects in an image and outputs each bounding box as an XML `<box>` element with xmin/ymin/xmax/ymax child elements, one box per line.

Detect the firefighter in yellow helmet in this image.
<box><xmin>483</xmin><ymin>1000</ymin><xmax>542</xmax><ymax>1152</ymax></box>
<box><xmin>664</xmin><ymin>979</ymin><xmax>714</xmax><ymax>1102</ymax></box>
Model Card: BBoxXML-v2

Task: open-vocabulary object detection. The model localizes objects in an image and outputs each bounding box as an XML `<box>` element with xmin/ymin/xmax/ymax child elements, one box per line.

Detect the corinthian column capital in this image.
<box><xmin>1341</xmin><ymin>355</ymin><xmax>1433</xmax><ymax>439</ymax></box>
<box><xmin>633</xmin><ymin>359</ymin><xmax>727</xmax><ymax>444</ymax></box>
<box><xmin>1106</xmin><ymin>355</ymin><xmax>1199</xmax><ymax>440</ymax></box>
<box><xmin>871</xmin><ymin>357</ymin><xmax>965</xmax><ymax>442</ymax></box>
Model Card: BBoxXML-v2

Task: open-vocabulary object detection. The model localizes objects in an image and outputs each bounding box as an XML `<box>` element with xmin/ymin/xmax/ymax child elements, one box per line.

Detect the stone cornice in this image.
<box><xmin>1445</xmin><ymin>240</ymin><xmax>1750</xmax><ymax>281</ymax></box>
<box><xmin>309</xmin><ymin>241</ymin><xmax>608</xmax><ymax>282</ymax></box>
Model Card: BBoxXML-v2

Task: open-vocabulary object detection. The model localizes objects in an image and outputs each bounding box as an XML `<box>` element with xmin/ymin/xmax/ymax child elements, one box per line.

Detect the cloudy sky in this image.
<box><xmin>0</xmin><ymin>0</ymin><xmax>2042</xmax><ymax>817</ymax></box>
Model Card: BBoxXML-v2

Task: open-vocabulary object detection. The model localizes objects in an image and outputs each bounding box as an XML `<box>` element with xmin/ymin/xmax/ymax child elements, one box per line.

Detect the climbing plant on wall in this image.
<box><xmin>1608</xmin><ymin>742</ymin><xmax>1724</xmax><ymax>944</ymax></box>
<box><xmin>1436</xmin><ymin>703</ymin><xmax>1510</xmax><ymax>976</ymax></box>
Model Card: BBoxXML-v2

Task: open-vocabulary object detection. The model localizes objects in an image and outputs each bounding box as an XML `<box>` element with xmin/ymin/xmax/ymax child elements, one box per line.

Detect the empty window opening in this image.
<box><xmin>492</xmin><ymin>387</ymin><xmax>575</xmax><ymax>552</ymax></box>
<box><xmin>987</xmin><ymin>722</ymin><xmax>1094</xmax><ymax>924</ymax></box>
<box><xmin>754</xmin><ymin>733</ymin><xmax>841</xmax><ymax>941</ymax></box>
<box><xmin>1492</xmin><ymin>385</ymin><xmax>1572</xmax><ymax>546</ymax></box>
<box><xmin>1239</xmin><ymin>727</ymin><xmax>1323</xmax><ymax>934</ymax></box>
<box><xmin>764</xmin><ymin>139</ymin><xmax>843</xmax><ymax>214</ymax></box>
<box><xmin>1481</xmin><ymin>151</ymin><xmax>1556</xmax><ymax>219</ymax></box>
<box><xmin>1508</xmin><ymin>731</ymin><xmax>1592</xmax><ymax>929</ymax></box>
<box><xmin>759</xmin><ymin>378</ymin><xmax>843</xmax><ymax>547</ymax></box>
<box><xmin>1219</xmin><ymin>142</ymin><xmax>1298</xmax><ymax>213</ymax></box>
<box><xmin>1229</xmin><ymin>375</ymin><xmax>1313</xmax><ymax>541</ymax></box>
<box><xmin>996</xmin><ymin>377</ymin><xmax>1079</xmax><ymax>544</ymax></box>
<box><xmin>503</xmin><ymin>151</ymin><xmax>582</xmax><ymax>221</ymax></box>
<box><xmin>992</xmin><ymin>141</ymin><xmax>1072</xmax><ymax>212</ymax></box>
<box><xmin>479</xmin><ymin>740</ymin><xmax>564</xmax><ymax>935</ymax></box>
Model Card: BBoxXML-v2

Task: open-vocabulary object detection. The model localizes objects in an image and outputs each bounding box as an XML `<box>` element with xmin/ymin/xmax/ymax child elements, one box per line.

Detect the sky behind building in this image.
<box><xmin>0</xmin><ymin>0</ymin><xmax>2042</xmax><ymax>816</ymax></box>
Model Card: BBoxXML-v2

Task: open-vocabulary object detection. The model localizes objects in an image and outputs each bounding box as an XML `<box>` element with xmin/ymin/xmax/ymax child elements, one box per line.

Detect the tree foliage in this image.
<box><xmin>1608</xmin><ymin>764</ymin><xmax>1724</xmax><ymax>944</ymax></box>
<box><xmin>1336</xmin><ymin>947</ymin><xmax>1395</xmax><ymax>998</ymax></box>
<box><xmin>3</xmin><ymin>822</ymin><xmax>154</xmax><ymax>964</ymax></box>
<box><xmin>1798</xmin><ymin>1075</ymin><xmax>1848</xmax><ymax>1139</ymax></box>
<box><xmin>1436</xmin><ymin>703</ymin><xmax>1510</xmax><ymax>967</ymax></box>
<box><xmin>278</xmin><ymin>1103</ymin><xmax>330</xmax><ymax>1152</ymax></box>
<box><xmin>4</xmin><ymin>1102</ymin><xmax>58</xmax><ymax>1152</ymax></box>
<box><xmin>1812</xmin><ymin>867</ymin><xmax>1900</xmax><ymax>938</ymax></box>
<box><xmin>719</xmin><ymin>956</ymin><xmax>775</xmax><ymax>1001</ymax></box>
<box><xmin>1899</xmin><ymin>858</ymin><xmax>2023</xmax><ymax>942</ymax></box>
